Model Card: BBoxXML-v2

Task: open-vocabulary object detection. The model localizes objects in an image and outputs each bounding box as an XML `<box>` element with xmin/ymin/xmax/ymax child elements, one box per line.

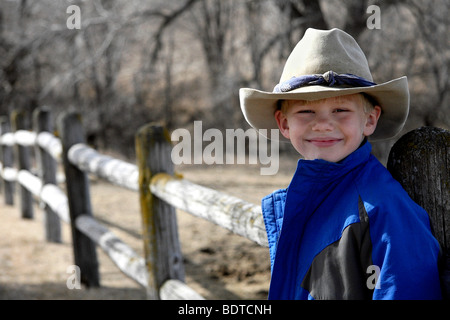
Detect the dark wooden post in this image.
<box><xmin>58</xmin><ymin>111</ymin><xmax>100</xmax><ymax>288</ymax></box>
<box><xmin>0</xmin><ymin>117</ymin><xmax>15</xmax><ymax>205</ymax></box>
<box><xmin>33</xmin><ymin>107</ymin><xmax>62</xmax><ymax>243</ymax></box>
<box><xmin>11</xmin><ymin>111</ymin><xmax>34</xmax><ymax>219</ymax></box>
<box><xmin>387</xmin><ymin>126</ymin><xmax>450</xmax><ymax>299</ymax></box>
<box><xmin>136</xmin><ymin>123</ymin><xmax>185</xmax><ymax>299</ymax></box>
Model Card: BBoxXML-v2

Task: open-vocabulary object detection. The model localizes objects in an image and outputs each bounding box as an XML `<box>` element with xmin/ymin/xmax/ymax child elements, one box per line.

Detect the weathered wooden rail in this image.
<box><xmin>1</xmin><ymin>106</ymin><xmax>448</xmax><ymax>300</ymax></box>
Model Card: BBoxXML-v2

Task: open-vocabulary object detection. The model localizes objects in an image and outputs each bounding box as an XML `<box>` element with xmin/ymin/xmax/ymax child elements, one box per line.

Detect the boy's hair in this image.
<box><xmin>277</xmin><ymin>93</ymin><xmax>377</xmax><ymax>115</ymax></box>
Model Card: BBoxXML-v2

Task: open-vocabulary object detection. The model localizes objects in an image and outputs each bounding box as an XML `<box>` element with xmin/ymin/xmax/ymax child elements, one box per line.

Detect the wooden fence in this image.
<box><xmin>0</xmin><ymin>107</ymin><xmax>448</xmax><ymax>300</ymax></box>
<box><xmin>0</xmin><ymin>107</ymin><xmax>267</xmax><ymax>300</ymax></box>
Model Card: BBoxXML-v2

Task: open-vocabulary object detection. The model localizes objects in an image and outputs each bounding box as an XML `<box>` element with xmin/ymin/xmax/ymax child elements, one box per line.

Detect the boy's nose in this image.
<box><xmin>311</xmin><ymin>115</ymin><xmax>334</xmax><ymax>132</ymax></box>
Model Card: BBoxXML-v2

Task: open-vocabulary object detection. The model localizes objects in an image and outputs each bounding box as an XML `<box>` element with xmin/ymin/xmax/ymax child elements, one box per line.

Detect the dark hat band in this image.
<box><xmin>273</xmin><ymin>71</ymin><xmax>376</xmax><ymax>93</ymax></box>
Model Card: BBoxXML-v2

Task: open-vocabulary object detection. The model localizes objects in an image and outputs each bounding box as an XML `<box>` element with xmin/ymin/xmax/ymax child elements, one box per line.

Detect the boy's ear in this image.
<box><xmin>364</xmin><ymin>105</ymin><xmax>382</xmax><ymax>136</ymax></box>
<box><xmin>275</xmin><ymin>110</ymin><xmax>291</xmax><ymax>139</ymax></box>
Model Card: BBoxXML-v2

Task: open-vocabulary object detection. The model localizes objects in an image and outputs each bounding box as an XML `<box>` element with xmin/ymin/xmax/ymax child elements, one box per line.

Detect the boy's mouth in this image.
<box><xmin>306</xmin><ymin>138</ymin><xmax>343</xmax><ymax>147</ymax></box>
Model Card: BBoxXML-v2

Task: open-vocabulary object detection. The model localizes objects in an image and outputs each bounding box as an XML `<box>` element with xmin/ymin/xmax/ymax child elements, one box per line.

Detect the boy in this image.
<box><xmin>239</xmin><ymin>28</ymin><xmax>442</xmax><ymax>299</ymax></box>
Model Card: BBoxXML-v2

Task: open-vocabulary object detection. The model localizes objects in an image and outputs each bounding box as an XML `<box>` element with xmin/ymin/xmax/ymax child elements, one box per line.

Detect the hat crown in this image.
<box><xmin>279</xmin><ymin>28</ymin><xmax>373</xmax><ymax>83</ymax></box>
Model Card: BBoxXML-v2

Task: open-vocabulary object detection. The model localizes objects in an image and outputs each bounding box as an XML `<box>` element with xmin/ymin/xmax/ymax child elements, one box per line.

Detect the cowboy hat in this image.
<box><xmin>239</xmin><ymin>28</ymin><xmax>409</xmax><ymax>141</ymax></box>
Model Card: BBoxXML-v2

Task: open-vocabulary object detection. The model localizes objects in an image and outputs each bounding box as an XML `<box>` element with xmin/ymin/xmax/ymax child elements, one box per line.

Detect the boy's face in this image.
<box><xmin>275</xmin><ymin>94</ymin><xmax>381</xmax><ymax>162</ymax></box>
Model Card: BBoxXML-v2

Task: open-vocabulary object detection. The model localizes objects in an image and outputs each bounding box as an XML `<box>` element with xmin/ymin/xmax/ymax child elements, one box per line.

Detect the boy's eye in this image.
<box><xmin>297</xmin><ymin>110</ymin><xmax>314</xmax><ymax>114</ymax></box>
<box><xmin>334</xmin><ymin>108</ymin><xmax>349</xmax><ymax>113</ymax></box>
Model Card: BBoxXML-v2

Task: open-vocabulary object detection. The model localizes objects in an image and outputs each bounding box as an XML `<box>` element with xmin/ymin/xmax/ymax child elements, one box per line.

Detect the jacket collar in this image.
<box><xmin>291</xmin><ymin>139</ymin><xmax>372</xmax><ymax>184</ymax></box>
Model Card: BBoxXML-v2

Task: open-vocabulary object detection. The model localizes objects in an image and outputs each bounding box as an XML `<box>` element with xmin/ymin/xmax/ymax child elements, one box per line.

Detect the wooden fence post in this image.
<box><xmin>58</xmin><ymin>111</ymin><xmax>100</xmax><ymax>287</ymax></box>
<box><xmin>136</xmin><ymin>123</ymin><xmax>185</xmax><ymax>300</ymax></box>
<box><xmin>387</xmin><ymin>126</ymin><xmax>450</xmax><ymax>299</ymax></box>
<box><xmin>33</xmin><ymin>107</ymin><xmax>61</xmax><ymax>243</ymax></box>
<box><xmin>0</xmin><ymin>117</ymin><xmax>15</xmax><ymax>205</ymax></box>
<box><xmin>11</xmin><ymin>111</ymin><xmax>34</xmax><ymax>219</ymax></box>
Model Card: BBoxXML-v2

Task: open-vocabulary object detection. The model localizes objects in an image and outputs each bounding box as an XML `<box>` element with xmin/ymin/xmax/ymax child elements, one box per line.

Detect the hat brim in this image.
<box><xmin>239</xmin><ymin>76</ymin><xmax>409</xmax><ymax>141</ymax></box>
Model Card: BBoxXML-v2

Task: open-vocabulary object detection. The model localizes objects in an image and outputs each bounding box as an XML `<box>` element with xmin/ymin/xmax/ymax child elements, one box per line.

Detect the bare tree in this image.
<box><xmin>405</xmin><ymin>0</ymin><xmax>449</xmax><ymax>126</ymax></box>
<box><xmin>186</xmin><ymin>0</ymin><xmax>236</xmax><ymax>129</ymax></box>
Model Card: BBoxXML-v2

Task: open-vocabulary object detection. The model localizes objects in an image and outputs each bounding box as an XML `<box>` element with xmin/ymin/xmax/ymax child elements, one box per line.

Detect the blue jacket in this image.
<box><xmin>262</xmin><ymin>141</ymin><xmax>442</xmax><ymax>300</ymax></box>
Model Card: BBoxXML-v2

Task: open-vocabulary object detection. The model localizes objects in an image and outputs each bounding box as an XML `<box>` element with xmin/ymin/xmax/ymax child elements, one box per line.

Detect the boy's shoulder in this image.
<box><xmin>357</xmin><ymin>154</ymin><xmax>407</xmax><ymax>195</ymax></box>
<box><xmin>261</xmin><ymin>152</ymin><xmax>428</xmax><ymax>223</ymax></box>
<box><xmin>356</xmin><ymin>154</ymin><xmax>428</xmax><ymax>217</ymax></box>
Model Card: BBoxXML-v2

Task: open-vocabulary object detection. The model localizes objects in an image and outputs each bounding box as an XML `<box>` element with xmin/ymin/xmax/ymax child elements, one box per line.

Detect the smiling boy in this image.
<box><xmin>275</xmin><ymin>94</ymin><xmax>381</xmax><ymax>162</ymax></box>
<box><xmin>239</xmin><ymin>28</ymin><xmax>442</xmax><ymax>300</ymax></box>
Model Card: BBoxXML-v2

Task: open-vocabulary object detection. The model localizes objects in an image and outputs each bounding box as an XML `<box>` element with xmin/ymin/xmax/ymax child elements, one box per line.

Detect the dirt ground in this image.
<box><xmin>0</xmin><ymin>158</ymin><xmax>298</xmax><ymax>300</ymax></box>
